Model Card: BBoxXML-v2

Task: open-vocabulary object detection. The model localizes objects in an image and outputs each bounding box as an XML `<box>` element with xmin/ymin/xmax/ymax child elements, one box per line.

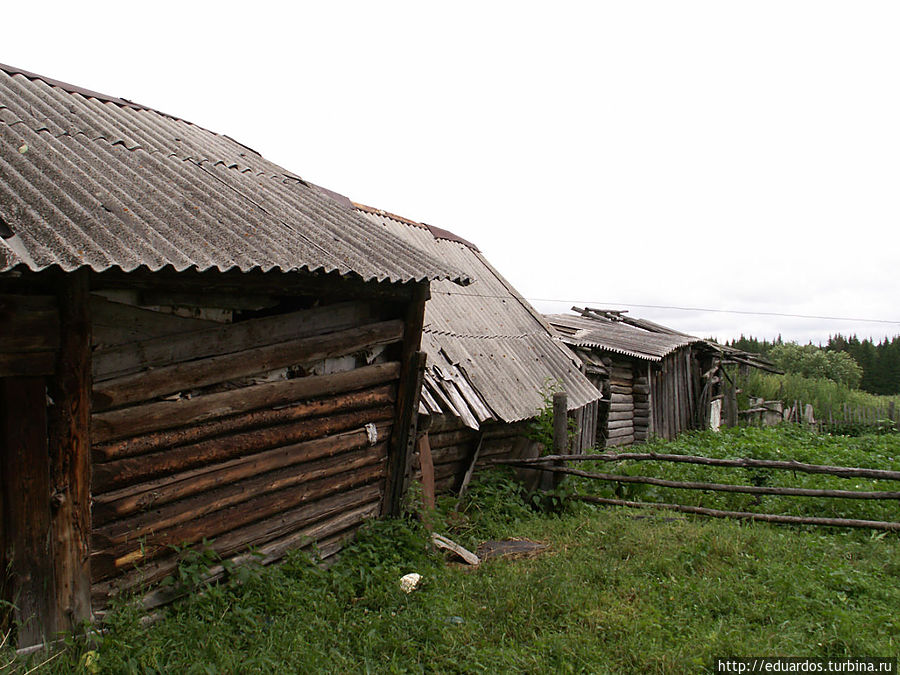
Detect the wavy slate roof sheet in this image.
<box><xmin>0</xmin><ymin>64</ymin><xmax>466</xmax><ymax>285</ymax></box>
<box><xmin>356</xmin><ymin>205</ymin><xmax>601</xmax><ymax>427</ymax></box>
<box><xmin>546</xmin><ymin>313</ymin><xmax>700</xmax><ymax>361</ymax></box>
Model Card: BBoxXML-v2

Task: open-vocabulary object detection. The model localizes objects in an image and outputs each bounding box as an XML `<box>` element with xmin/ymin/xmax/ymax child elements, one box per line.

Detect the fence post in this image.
<box><xmin>544</xmin><ymin>391</ymin><xmax>568</xmax><ymax>491</ymax></box>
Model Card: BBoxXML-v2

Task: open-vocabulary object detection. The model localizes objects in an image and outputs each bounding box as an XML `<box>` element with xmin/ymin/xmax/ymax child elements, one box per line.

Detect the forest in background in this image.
<box><xmin>728</xmin><ymin>334</ymin><xmax>900</xmax><ymax>395</ymax></box>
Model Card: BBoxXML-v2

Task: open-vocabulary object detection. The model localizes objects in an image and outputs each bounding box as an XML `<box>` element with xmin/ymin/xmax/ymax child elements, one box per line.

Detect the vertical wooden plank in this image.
<box><xmin>384</xmin><ymin>282</ymin><xmax>429</xmax><ymax>517</ymax></box>
<box><xmin>0</xmin><ymin>377</ymin><xmax>55</xmax><ymax>648</ymax></box>
<box><xmin>46</xmin><ymin>271</ymin><xmax>92</xmax><ymax>633</ymax></box>
<box><xmin>417</xmin><ymin>433</ymin><xmax>435</xmax><ymax>512</ymax></box>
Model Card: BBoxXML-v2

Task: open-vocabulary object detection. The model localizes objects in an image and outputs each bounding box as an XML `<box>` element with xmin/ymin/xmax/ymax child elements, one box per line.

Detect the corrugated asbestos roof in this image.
<box><xmin>356</xmin><ymin>205</ymin><xmax>601</xmax><ymax>427</ymax></box>
<box><xmin>0</xmin><ymin>64</ymin><xmax>467</xmax><ymax>285</ymax></box>
<box><xmin>546</xmin><ymin>313</ymin><xmax>701</xmax><ymax>361</ymax></box>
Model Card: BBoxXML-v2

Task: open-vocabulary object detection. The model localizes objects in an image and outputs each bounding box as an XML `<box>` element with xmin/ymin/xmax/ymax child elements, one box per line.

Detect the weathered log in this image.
<box><xmin>94</xmin><ymin>485</ymin><xmax>381</xmax><ymax>602</ymax></box>
<box><xmin>504</xmin><ymin>463</ymin><xmax>900</xmax><ymax>500</ymax></box>
<box><xmin>610</xmin><ymin>367</ymin><xmax>633</xmax><ymax>380</ymax></box>
<box><xmin>92</xmin><ymin>406</ymin><xmax>394</xmax><ymax>492</ymax></box>
<box><xmin>495</xmin><ymin>452</ymin><xmax>900</xmax><ymax>481</ymax></box>
<box><xmin>93</xmin><ymin>300</ymin><xmax>374</xmax><ymax>382</ymax></box>
<box><xmin>607</xmin><ymin>419</ymin><xmax>633</xmax><ymax>431</ymax></box>
<box><xmin>92</xmin><ymin>367</ymin><xmax>398</xmax><ymax>449</ymax></box>
<box><xmin>92</xmin><ymin>424</ymin><xmax>390</xmax><ymax>525</ymax></box>
<box><xmin>91</xmin><ymin>461</ymin><xmax>387</xmax><ymax>579</ymax></box>
<box><xmin>632</xmin><ymin>384</ymin><xmax>650</xmax><ymax>395</ymax></box>
<box><xmin>94</xmin><ymin>445</ymin><xmax>386</xmax><ymax>553</ymax></box>
<box><xmin>91</xmin><ymin>295</ymin><xmax>215</xmax><ymax>348</ymax></box>
<box><xmin>607</xmin><ymin>411</ymin><xmax>633</xmax><ymax>422</ymax></box>
<box><xmin>609</xmin><ymin>402</ymin><xmax>635</xmax><ymax>413</ymax></box>
<box><xmin>428</xmin><ymin>442</ymin><xmax>474</xmax><ymax>466</ymax></box>
<box><xmin>572</xmin><ymin>496</ymin><xmax>900</xmax><ymax>532</ymax></box>
<box><xmin>428</xmin><ymin>427</ymin><xmax>479</xmax><ymax>449</ymax></box>
<box><xmin>432</xmin><ymin>462</ymin><xmax>463</xmax><ymax>482</ymax></box>
<box><xmin>605</xmin><ymin>435</ymin><xmax>635</xmax><ymax>447</ymax></box>
<box><xmin>46</xmin><ymin>272</ymin><xmax>93</xmax><ymax>634</ymax></box>
<box><xmin>0</xmin><ymin>295</ymin><xmax>60</xmax><ymax>352</ymax></box>
<box><xmin>609</xmin><ymin>384</ymin><xmax>632</xmax><ymax>395</ymax></box>
<box><xmin>92</xmin><ymin>319</ymin><xmax>404</xmax><ymax>411</ymax></box>
<box><xmin>610</xmin><ymin>393</ymin><xmax>634</xmax><ymax>404</ymax></box>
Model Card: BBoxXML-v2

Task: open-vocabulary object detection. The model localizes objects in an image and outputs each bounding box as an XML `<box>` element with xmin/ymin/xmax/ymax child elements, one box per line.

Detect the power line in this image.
<box><xmin>432</xmin><ymin>290</ymin><xmax>900</xmax><ymax>325</ymax></box>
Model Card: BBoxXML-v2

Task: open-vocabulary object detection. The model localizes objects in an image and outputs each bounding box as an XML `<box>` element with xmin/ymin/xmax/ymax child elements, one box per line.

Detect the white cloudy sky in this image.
<box><xmin>4</xmin><ymin>1</ymin><xmax>898</xmax><ymax>344</ymax></box>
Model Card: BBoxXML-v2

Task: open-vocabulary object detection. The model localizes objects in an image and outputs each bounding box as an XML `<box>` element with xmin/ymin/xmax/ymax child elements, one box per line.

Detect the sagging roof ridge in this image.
<box><xmin>353</xmin><ymin>202</ymin><xmax>480</xmax><ymax>252</ymax></box>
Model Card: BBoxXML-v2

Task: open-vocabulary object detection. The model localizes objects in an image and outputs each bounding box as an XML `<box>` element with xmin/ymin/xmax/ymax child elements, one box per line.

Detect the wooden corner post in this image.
<box><xmin>47</xmin><ymin>269</ymin><xmax>93</xmax><ymax>635</ymax></box>
<box><xmin>384</xmin><ymin>282</ymin><xmax>429</xmax><ymax>517</ymax></box>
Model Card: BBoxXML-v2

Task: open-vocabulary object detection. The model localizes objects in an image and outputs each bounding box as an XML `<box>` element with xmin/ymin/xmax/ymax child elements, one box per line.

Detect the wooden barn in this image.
<box><xmin>355</xmin><ymin>206</ymin><xmax>601</xmax><ymax>495</ymax></box>
<box><xmin>0</xmin><ymin>64</ymin><xmax>467</xmax><ymax>647</ymax></box>
<box><xmin>547</xmin><ymin>308</ymin><xmax>717</xmax><ymax>446</ymax></box>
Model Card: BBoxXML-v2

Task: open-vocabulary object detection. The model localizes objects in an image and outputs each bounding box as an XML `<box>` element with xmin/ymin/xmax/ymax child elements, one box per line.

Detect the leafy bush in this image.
<box><xmin>768</xmin><ymin>343</ymin><xmax>862</xmax><ymax>388</ymax></box>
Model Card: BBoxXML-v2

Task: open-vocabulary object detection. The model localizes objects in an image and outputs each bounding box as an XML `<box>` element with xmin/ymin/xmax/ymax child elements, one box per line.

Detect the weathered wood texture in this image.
<box><xmin>46</xmin><ymin>272</ymin><xmax>93</xmax><ymax>634</ymax></box>
<box><xmin>409</xmin><ymin>417</ymin><xmax>536</xmax><ymax>494</ymax></box>
<box><xmin>0</xmin><ymin>378</ymin><xmax>55</xmax><ymax>647</ymax></box>
<box><xmin>89</xmin><ymin>294</ymin><xmax>409</xmax><ymax>606</ymax></box>
<box><xmin>0</xmin><ymin>295</ymin><xmax>59</xmax><ymax>376</ymax></box>
<box><xmin>649</xmin><ymin>346</ymin><xmax>700</xmax><ymax>441</ymax></box>
<box><xmin>383</xmin><ymin>283</ymin><xmax>428</xmax><ymax>517</ymax></box>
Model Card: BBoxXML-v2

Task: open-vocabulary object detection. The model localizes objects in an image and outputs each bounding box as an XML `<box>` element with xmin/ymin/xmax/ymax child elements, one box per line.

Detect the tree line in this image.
<box><xmin>728</xmin><ymin>334</ymin><xmax>900</xmax><ymax>395</ymax></box>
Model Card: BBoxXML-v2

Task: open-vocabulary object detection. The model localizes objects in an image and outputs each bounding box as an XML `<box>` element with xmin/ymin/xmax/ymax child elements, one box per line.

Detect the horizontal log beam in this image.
<box><xmin>93</xmin><ymin>484</ymin><xmax>382</xmax><ymax>602</ymax></box>
<box><xmin>494</xmin><ymin>452</ymin><xmax>900</xmax><ymax>481</ymax></box>
<box><xmin>501</xmin><ymin>463</ymin><xmax>900</xmax><ymax>500</ymax></box>
<box><xmin>93</xmin><ymin>423</ymin><xmax>391</xmax><ymax>525</ymax></box>
<box><xmin>92</xmin><ymin>319</ymin><xmax>404</xmax><ymax>411</ymax></box>
<box><xmin>92</xmin><ymin>364</ymin><xmax>399</xmax><ymax>447</ymax></box>
<box><xmin>93</xmin><ymin>300</ymin><xmax>375</xmax><ymax>382</ymax></box>
<box><xmin>92</xmin><ymin>461</ymin><xmax>386</xmax><ymax>579</ymax></box>
<box><xmin>92</xmin><ymin>405</ymin><xmax>394</xmax><ymax>492</ymax></box>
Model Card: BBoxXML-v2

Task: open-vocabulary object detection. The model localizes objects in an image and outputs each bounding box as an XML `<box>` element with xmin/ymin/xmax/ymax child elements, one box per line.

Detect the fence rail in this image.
<box><xmin>494</xmin><ymin>451</ymin><xmax>900</xmax><ymax>531</ymax></box>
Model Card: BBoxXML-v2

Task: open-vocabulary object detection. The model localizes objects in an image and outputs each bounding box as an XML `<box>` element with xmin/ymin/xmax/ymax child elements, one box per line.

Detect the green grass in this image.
<box><xmin>4</xmin><ymin>430</ymin><xmax>900</xmax><ymax>674</ymax></box>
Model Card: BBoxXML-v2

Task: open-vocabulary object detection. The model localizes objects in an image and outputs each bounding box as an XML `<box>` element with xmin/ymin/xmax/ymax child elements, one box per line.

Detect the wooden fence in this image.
<box><xmin>739</xmin><ymin>398</ymin><xmax>899</xmax><ymax>433</ymax></box>
<box><xmin>494</xmin><ymin>451</ymin><xmax>900</xmax><ymax>531</ymax></box>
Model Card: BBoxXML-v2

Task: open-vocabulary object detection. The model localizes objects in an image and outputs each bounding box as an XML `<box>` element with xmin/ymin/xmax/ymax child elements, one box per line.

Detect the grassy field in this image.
<box><xmin>4</xmin><ymin>428</ymin><xmax>899</xmax><ymax>673</ymax></box>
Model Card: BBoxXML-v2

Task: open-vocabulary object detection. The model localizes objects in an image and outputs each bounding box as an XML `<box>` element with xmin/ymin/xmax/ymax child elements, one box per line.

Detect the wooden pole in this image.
<box><xmin>572</xmin><ymin>495</ymin><xmax>900</xmax><ymax>532</ymax></box>
<box><xmin>46</xmin><ymin>270</ymin><xmax>93</xmax><ymax>635</ymax></box>
<box><xmin>502</xmin><ymin>462</ymin><xmax>900</xmax><ymax>500</ymax></box>
<box><xmin>493</xmin><ymin>452</ymin><xmax>900</xmax><ymax>482</ymax></box>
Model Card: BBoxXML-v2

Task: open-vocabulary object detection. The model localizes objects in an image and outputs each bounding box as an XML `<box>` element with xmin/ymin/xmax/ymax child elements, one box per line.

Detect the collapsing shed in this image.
<box><xmin>355</xmin><ymin>206</ymin><xmax>601</xmax><ymax>493</ymax></box>
<box><xmin>547</xmin><ymin>308</ymin><xmax>715</xmax><ymax>446</ymax></box>
<box><xmin>0</xmin><ymin>63</ymin><xmax>466</xmax><ymax>647</ymax></box>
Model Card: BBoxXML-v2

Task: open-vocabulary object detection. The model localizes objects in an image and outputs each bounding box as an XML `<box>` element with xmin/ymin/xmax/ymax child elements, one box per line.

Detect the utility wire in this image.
<box><xmin>431</xmin><ymin>290</ymin><xmax>900</xmax><ymax>325</ymax></box>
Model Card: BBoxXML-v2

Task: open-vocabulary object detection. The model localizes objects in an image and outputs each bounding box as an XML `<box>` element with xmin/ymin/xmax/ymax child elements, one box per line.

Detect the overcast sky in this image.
<box><xmin>4</xmin><ymin>1</ymin><xmax>898</xmax><ymax>344</ymax></box>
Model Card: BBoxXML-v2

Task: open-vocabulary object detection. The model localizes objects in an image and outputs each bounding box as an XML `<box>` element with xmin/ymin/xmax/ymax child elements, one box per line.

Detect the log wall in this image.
<box><xmin>88</xmin><ymin>293</ymin><xmax>407</xmax><ymax>607</ymax></box>
<box><xmin>410</xmin><ymin>416</ymin><xmax>538</xmax><ymax>494</ymax></box>
<box><xmin>606</xmin><ymin>358</ymin><xmax>638</xmax><ymax>447</ymax></box>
